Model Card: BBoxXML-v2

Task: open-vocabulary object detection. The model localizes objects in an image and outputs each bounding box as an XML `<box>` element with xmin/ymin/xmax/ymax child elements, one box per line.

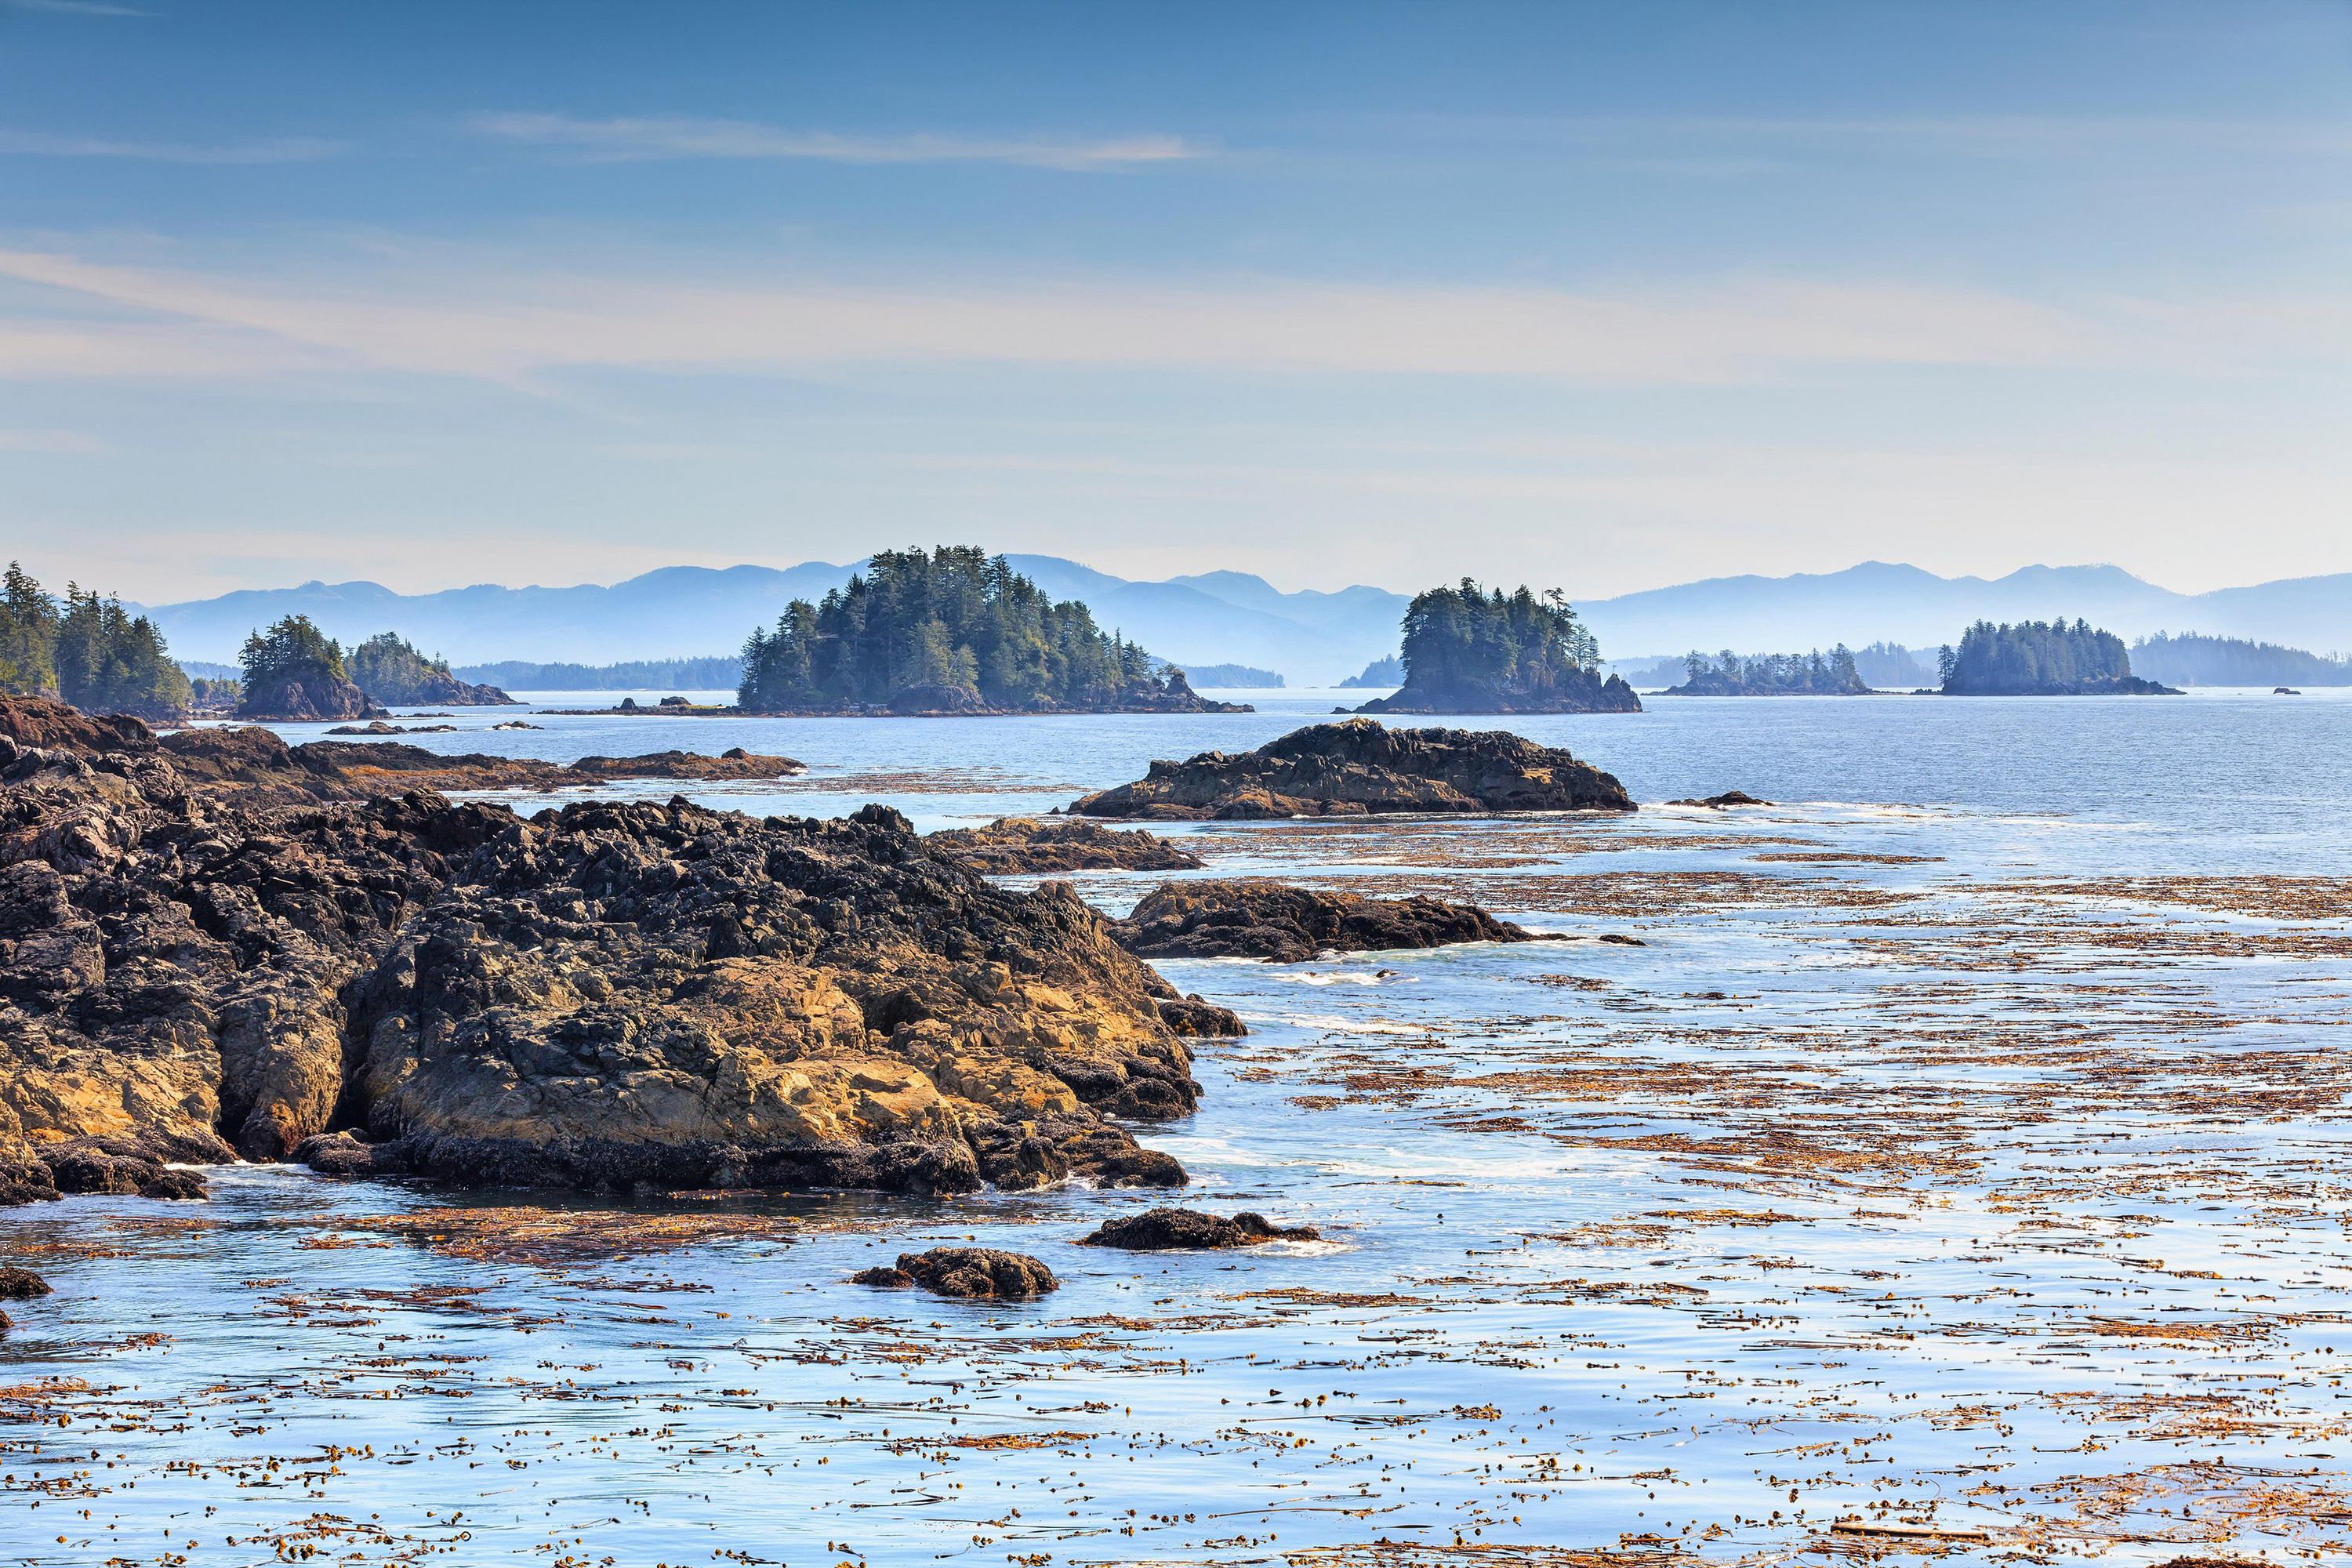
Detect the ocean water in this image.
<box><xmin>5</xmin><ymin>689</ymin><xmax>2351</xmax><ymax>1566</ymax></box>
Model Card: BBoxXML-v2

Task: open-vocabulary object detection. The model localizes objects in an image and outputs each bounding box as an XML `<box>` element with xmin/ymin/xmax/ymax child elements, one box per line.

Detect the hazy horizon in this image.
<box><xmin>3</xmin><ymin>1</ymin><xmax>2347</xmax><ymax>602</ymax></box>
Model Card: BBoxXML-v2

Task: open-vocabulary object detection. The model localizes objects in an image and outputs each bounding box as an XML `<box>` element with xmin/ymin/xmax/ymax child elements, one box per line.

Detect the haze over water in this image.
<box><xmin>6</xmin><ymin>691</ymin><xmax>2350</xmax><ymax>1566</ymax></box>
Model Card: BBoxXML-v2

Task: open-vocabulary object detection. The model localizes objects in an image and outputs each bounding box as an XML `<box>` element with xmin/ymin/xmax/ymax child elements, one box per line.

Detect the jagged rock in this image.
<box><xmin>238</xmin><ymin>670</ymin><xmax>386</xmax><ymax>723</ymax></box>
<box><xmin>1116</xmin><ymin>879</ymin><xmax>1550</xmax><ymax>963</ymax></box>
<box><xmin>1068</xmin><ymin>718</ymin><xmax>1632</xmax><ymax>820</ymax></box>
<box><xmin>1669</xmin><ymin>790</ymin><xmax>1772</xmax><ymax>808</ymax></box>
<box><xmin>0</xmin><ymin>1266</ymin><xmax>50</xmax><ymax>1299</ymax></box>
<box><xmin>888</xmin><ymin>1247</ymin><xmax>1058</xmax><ymax>1299</ymax></box>
<box><xmin>296</xmin><ymin>1130</ymin><xmax>379</xmax><ymax>1176</ymax></box>
<box><xmin>926</xmin><ymin>818</ymin><xmax>1206</xmax><ymax>877</ymax></box>
<box><xmin>1156</xmin><ymin>996</ymin><xmax>1247</xmax><ymax>1036</ymax></box>
<box><xmin>0</xmin><ymin>695</ymin><xmax>1195</xmax><ymax>1204</ymax></box>
<box><xmin>1077</xmin><ymin>1206</ymin><xmax>1319</xmax><ymax>1250</ymax></box>
<box><xmin>850</xmin><ymin>1265</ymin><xmax>914</xmax><ymax>1289</ymax></box>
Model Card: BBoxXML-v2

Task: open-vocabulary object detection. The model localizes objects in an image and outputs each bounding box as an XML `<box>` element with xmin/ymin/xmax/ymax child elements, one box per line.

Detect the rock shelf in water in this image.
<box><xmin>1077</xmin><ymin>1206</ymin><xmax>1319</xmax><ymax>1250</ymax></box>
<box><xmin>1115</xmin><ymin>878</ymin><xmax>1553</xmax><ymax>963</ymax></box>
<box><xmin>924</xmin><ymin>817</ymin><xmax>1205</xmax><ymax>876</ymax></box>
<box><xmin>855</xmin><ymin>1247</ymin><xmax>1059</xmax><ymax>1298</ymax></box>
<box><xmin>1066</xmin><ymin>717</ymin><xmax>1633</xmax><ymax>819</ymax></box>
<box><xmin>0</xmin><ymin>695</ymin><xmax>1193</xmax><ymax>1203</ymax></box>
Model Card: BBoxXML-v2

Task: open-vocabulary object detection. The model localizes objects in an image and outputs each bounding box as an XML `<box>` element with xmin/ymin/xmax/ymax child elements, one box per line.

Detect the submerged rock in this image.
<box><xmin>1077</xmin><ymin>1206</ymin><xmax>1319</xmax><ymax>1250</ymax></box>
<box><xmin>925</xmin><ymin>818</ymin><xmax>1206</xmax><ymax>877</ymax></box>
<box><xmin>885</xmin><ymin>1247</ymin><xmax>1058</xmax><ymax>1299</ymax></box>
<box><xmin>1115</xmin><ymin>879</ymin><xmax>1551</xmax><ymax>963</ymax></box>
<box><xmin>0</xmin><ymin>695</ymin><xmax>1197</xmax><ymax>1204</ymax></box>
<box><xmin>0</xmin><ymin>1266</ymin><xmax>50</xmax><ymax>1299</ymax></box>
<box><xmin>1067</xmin><ymin>718</ymin><xmax>1632</xmax><ymax>820</ymax></box>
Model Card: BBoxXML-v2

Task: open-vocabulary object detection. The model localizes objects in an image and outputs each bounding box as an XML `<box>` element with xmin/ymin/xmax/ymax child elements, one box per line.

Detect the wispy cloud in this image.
<box><xmin>0</xmin><ymin>128</ymin><xmax>343</xmax><ymax>163</ymax></box>
<box><xmin>470</xmin><ymin>112</ymin><xmax>1203</xmax><ymax>170</ymax></box>
<box><xmin>3</xmin><ymin>0</ymin><xmax>154</xmax><ymax>15</ymax></box>
<box><xmin>0</xmin><ymin>245</ymin><xmax>2336</xmax><ymax>392</ymax></box>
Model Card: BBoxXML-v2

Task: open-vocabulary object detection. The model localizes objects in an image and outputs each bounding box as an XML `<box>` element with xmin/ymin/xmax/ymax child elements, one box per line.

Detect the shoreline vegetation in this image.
<box><xmin>735</xmin><ymin>546</ymin><xmax>1248</xmax><ymax>716</ymax></box>
<box><xmin>1936</xmin><ymin>617</ymin><xmax>2179</xmax><ymax>696</ymax></box>
<box><xmin>1351</xmin><ymin>580</ymin><xmax>1642</xmax><ymax>715</ymax></box>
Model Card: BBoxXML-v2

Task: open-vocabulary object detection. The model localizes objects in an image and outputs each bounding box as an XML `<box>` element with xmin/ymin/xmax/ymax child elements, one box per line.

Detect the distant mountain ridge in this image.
<box><xmin>141</xmin><ymin>557</ymin><xmax>2352</xmax><ymax>684</ymax></box>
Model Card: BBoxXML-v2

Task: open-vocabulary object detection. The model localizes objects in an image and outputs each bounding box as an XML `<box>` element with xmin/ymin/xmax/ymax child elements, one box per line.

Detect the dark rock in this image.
<box><xmin>296</xmin><ymin>1131</ymin><xmax>380</xmax><ymax>1177</ymax></box>
<box><xmin>1598</xmin><ymin>933</ymin><xmax>1646</xmax><ymax>946</ymax></box>
<box><xmin>1077</xmin><ymin>1205</ymin><xmax>1319</xmax><ymax>1250</ymax></box>
<box><xmin>1116</xmin><ymin>879</ymin><xmax>1550</xmax><ymax>963</ymax></box>
<box><xmin>926</xmin><ymin>818</ymin><xmax>1206</xmax><ymax>877</ymax></box>
<box><xmin>238</xmin><ymin>670</ymin><xmax>386</xmax><ymax>723</ymax></box>
<box><xmin>891</xmin><ymin>1247</ymin><xmax>1058</xmax><ymax>1299</ymax></box>
<box><xmin>1069</xmin><ymin>718</ymin><xmax>1632</xmax><ymax>819</ymax></box>
<box><xmin>0</xmin><ymin>1265</ymin><xmax>50</xmax><ymax>1299</ymax></box>
<box><xmin>138</xmin><ymin>1167</ymin><xmax>209</xmax><ymax>1200</ymax></box>
<box><xmin>1669</xmin><ymin>791</ymin><xmax>1772</xmax><ymax>808</ymax></box>
<box><xmin>1156</xmin><ymin>996</ymin><xmax>1247</xmax><ymax>1036</ymax></box>
<box><xmin>1355</xmin><ymin>666</ymin><xmax>1642</xmax><ymax>716</ymax></box>
<box><xmin>0</xmin><ymin>1307</ymin><xmax>11</xmax><ymax>1334</ymax></box>
<box><xmin>850</xmin><ymin>1265</ymin><xmax>915</xmax><ymax>1289</ymax></box>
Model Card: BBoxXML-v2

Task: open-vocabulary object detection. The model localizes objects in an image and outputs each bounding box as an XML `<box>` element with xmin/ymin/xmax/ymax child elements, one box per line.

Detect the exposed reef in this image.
<box><xmin>0</xmin><ymin>695</ymin><xmax>1194</xmax><ymax>1205</ymax></box>
<box><xmin>1067</xmin><ymin>718</ymin><xmax>1634</xmax><ymax>820</ymax></box>
<box><xmin>855</xmin><ymin>1247</ymin><xmax>1058</xmax><ymax>1299</ymax></box>
<box><xmin>925</xmin><ymin>818</ymin><xmax>1205</xmax><ymax>877</ymax></box>
<box><xmin>1077</xmin><ymin>1206</ymin><xmax>1319</xmax><ymax>1250</ymax></box>
<box><xmin>1114</xmin><ymin>878</ymin><xmax>1553</xmax><ymax>962</ymax></box>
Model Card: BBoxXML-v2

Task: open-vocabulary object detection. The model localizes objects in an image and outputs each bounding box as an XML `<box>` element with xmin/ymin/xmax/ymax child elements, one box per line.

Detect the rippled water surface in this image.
<box><xmin>6</xmin><ymin>689</ymin><xmax>2352</xmax><ymax>1567</ymax></box>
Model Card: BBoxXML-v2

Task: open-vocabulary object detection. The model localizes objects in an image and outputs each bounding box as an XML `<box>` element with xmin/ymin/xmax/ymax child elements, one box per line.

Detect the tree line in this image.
<box><xmin>1939</xmin><ymin>618</ymin><xmax>2133</xmax><ymax>693</ymax></box>
<box><xmin>0</xmin><ymin>561</ymin><xmax>192</xmax><ymax>720</ymax></box>
<box><xmin>1672</xmin><ymin>645</ymin><xmax>1867</xmax><ymax>695</ymax></box>
<box><xmin>738</xmin><ymin>546</ymin><xmax>1181</xmax><ymax>712</ymax></box>
<box><xmin>1396</xmin><ymin>581</ymin><xmax>1601</xmax><ymax>695</ymax></box>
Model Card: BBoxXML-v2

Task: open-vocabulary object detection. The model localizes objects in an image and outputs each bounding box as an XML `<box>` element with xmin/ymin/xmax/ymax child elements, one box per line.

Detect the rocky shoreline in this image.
<box><xmin>925</xmin><ymin>818</ymin><xmax>1205</xmax><ymax>876</ymax></box>
<box><xmin>0</xmin><ymin>696</ymin><xmax>1196</xmax><ymax>1207</ymax></box>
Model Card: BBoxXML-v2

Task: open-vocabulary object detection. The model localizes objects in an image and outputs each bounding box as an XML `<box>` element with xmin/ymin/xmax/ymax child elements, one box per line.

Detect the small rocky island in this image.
<box><xmin>926</xmin><ymin>817</ymin><xmax>1206</xmax><ymax>876</ymax></box>
<box><xmin>1664</xmin><ymin>646</ymin><xmax>1871</xmax><ymax>695</ymax></box>
<box><xmin>736</xmin><ymin>546</ymin><xmax>1247</xmax><ymax>715</ymax></box>
<box><xmin>1068</xmin><ymin>717</ymin><xmax>1635</xmax><ymax>818</ymax></box>
<box><xmin>234</xmin><ymin>615</ymin><xmax>387</xmax><ymax>721</ymax></box>
<box><xmin>1351</xmin><ymin>581</ymin><xmax>1642</xmax><ymax>714</ymax></box>
<box><xmin>1937</xmin><ymin>618</ymin><xmax>2179</xmax><ymax>695</ymax></box>
<box><xmin>0</xmin><ymin>694</ymin><xmax>1196</xmax><ymax>1204</ymax></box>
<box><xmin>349</xmin><ymin>631</ymin><xmax>517</xmax><ymax>706</ymax></box>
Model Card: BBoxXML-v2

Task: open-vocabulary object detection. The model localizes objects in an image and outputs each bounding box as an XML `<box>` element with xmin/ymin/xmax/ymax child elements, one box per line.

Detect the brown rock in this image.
<box><xmin>1116</xmin><ymin>879</ymin><xmax>1550</xmax><ymax>963</ymax></box>
<box><xmin>0</xmin><ymin>1265</ymin><xmax>50</xmax><ymax>1299</ymax></box>
<box><xmin>1069</xmin><ymin>718</ymin><xmax>1632</xmax><ymax>819</ymax></box>
<box><xmin>890</xmin><ymin>1247</ymin><xmax>1058</xmax><ymax>1299</ymax></box>
<box><xmin>1156</xmin><ymin>996</ymin><xmax>1247</xmax><ymax>1036</ymax></box>
<box><xmin>1077</xmin><ymin>1206</ymin><xmax>1318</xmax><ymax>1250</ymax></box>
<box><xmin>925</xmin><ymin>818</ymin><xmax>1205</xmax><ymax>877</ymax></box>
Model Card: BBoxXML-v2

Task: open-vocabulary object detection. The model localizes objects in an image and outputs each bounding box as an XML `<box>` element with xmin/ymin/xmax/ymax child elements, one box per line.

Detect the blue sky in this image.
<box><xmin>1</xmin><ymin>0</ymin><xmax>2346</xmax><ymax>602</ymax></box>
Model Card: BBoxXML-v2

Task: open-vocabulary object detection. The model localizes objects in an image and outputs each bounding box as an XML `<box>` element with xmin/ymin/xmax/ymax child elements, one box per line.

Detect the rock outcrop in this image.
<box><xmin>1115</xmin><ymin>879</ymin><xmax>1552</xmax><ymax>962</ymax></box>
<box><xmin>856</xmin><ymin>1247</ymin><xmax>1058</xmax><ymax>1298</ymax></box>
<box><xmin>0</xmin><ymin>695</ymin><xmax>1195</xmax><ymax>1206</ymax></box>
<box><xmin>1354</xmin><ymin>666</ymin><xmax>1642</xmax><ymax>716</ymax></box>
<box><xmin>0</xmin><ymin>1266</ymin><xmax>49</xmax><ymax>1299</ymax></box>
<box><xmin>1669</xmin><ymin>790</ymin><xmax>1772</xmax><ymax>808</ymax></box>
<box><xmin>1067</xmin><ymin>719</ymin><xmax>1633</xmax><ymax>820</ymax></box>
<box><xmin>236</xmin><ymin>670</ymin><xmax>386</xmax><ymax>724</ymax></box>
<box><xmin>925</xmin><ymin>818</ymin><xmax>1206</xmax><ymax>877</ymax></box>
<box><xmin>1077</xmin><ymin>1206</ymin><xmax>1319</xmax><ymax>1250</ymax></box>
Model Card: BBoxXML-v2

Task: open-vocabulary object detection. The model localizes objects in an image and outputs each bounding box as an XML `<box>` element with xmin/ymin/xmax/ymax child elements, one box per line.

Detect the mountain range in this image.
<box><xmin>141</xmin><ymin>558</ymin><xmax>2352</xmax><ymax>684</ymax></box>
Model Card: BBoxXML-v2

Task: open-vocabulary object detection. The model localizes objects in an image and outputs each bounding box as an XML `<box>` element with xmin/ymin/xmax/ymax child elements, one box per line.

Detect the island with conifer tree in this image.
<box><xmin>1351</xmin><ymin>580</ymin><xmax>1640</xmax><ymax>714</ymax></box>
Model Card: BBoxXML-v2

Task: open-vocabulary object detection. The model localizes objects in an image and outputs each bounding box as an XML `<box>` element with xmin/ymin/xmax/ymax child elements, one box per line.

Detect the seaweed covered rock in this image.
<box><xmin>926</xmin><ymin>818</ymin><xmax>1205</xmax><ymax>876</ymax></box>
<box><xmin>1068</xmin><ymin>718</ymin><xmax>1632</xmax><ymax>820</ymax></box>
<box><xmin>0</xmin><ymin>694</ymin><xmax>1195</xmax><ymax>1205</ymax></box>
<box><xmin>0</xmin><ymin>1266</ymin><xmax>50</xmax><ymax>1299</ymax></box>
<box><xmin>1115</xmin><ymin>879</ymin><xmax>1549</xmax><ymax>963</ymax></box>
<box><xmin>1155</xmin><ymin>996</ymin><xmax>1247</xmax><ymax>1037</ymax></box>
<box><xmin>884</xmin><ymin>1247</ymin><xmax>1058</xmax><ymax>1298</ymax></box>
<box><xmin>1077</xmin><ymin>1206</ymin><xmax>1319</xmax><ymax>1250</ymax></box>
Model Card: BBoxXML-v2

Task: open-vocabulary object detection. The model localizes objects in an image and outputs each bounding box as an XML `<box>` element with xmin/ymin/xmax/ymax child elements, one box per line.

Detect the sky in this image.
<box><xmin>0</xmin><ymin>0</ymin><xmax>2347</xmax><ymax>604</ymax></box>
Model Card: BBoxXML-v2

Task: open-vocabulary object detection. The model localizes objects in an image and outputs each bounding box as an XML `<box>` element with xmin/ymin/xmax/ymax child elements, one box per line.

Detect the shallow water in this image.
<box><xmin>6</xmin><ymin>691</ymin><xmax>2351</xmax><ymax>1566</ymax></box>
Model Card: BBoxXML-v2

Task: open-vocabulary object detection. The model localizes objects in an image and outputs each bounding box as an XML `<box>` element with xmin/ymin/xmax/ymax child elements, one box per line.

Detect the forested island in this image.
<box><xmin>1178</xmin><ymin>662</ymin><xmax>1283</xmax><ymax>688</ymax></box>
<box><xmin>1664</xmin><ymin>646</ymin><xmax>1870</xmax><ymax>696</ymax></box>
<box><xmin>1937</xmin><ymin>618</ymin><xmax>2176</xmax><ymax>695</ymax></box>
<box><xmin>737</xmin><ymin>547</ymin><xmax>1247</xmax><ymax>715</ymax></box>
<box><xmin>1337</xmin><ymin>655</ymin><xmax>1403</xmax><ymax>688</ymax></box>
<box><xmin>2129</xmin><ymin>631</ymin><xmax>2352</xmax><ymax>688</ymax></box>
<box><xmin>348</xmin><ymin>633</ymin><xmax>514</xmax><ymax>706</ymax></box>
<box><xmin>237</xmin><ymin>615</ymin><xmax>387</xmax><ymax>720</ymax></box>
<box><xmin>0</xmin><ymin>561</ymin><xmax>191</xmax><ymax>720</ymax></box>
<box><xmin>1352</xmin><ymin>581</ymin><xmax>1640</xmax><ymax>714</ymax></box>
<box><xmin>1853</xmin><ymin>641</ymin><xmax>1933</xmax><ymax>688</ymax></box>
